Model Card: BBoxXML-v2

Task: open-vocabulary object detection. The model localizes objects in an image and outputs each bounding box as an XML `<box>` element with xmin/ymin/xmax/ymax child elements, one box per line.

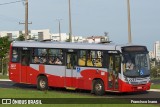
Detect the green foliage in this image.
<box><xmin>0</xmin><ymin>36</ymin><xmax>11</xmax><ymax>58</ymax></box>
<box><xmin>151</xmin><ymin>65</ymin><xmax>160</xmax><ymax>78</ymax></box>
<box><xmin>0</xmin><ymin>74</ymin><xmax>9</xmax><ymax>79</ymax></box>
<box><xmin>17</xmin><ymin>34</ymin><xmax>25</xmax><ymax>41</ymax></box>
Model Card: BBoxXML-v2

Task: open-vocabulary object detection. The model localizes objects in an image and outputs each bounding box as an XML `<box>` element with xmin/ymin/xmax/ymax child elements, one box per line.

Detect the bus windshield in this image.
<box><xmin>122</xmin><ymin>53</ymin><xmax>150</xmax><ymax>77</ymax></box>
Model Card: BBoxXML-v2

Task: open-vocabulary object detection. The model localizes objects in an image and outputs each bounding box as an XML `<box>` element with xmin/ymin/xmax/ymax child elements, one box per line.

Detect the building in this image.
<box><xmin>0</xmin><ymin>29</ymin><xmax>51</xmax><ymax>41</ymax></box>
<box><xmin>51</xmin><ymin>33</ymin><xmax>68</xmax><ymax>42</ymax></box>
<box><xmin>51</xmin><ymin>33</ymin><xmax>84</xmax><ymax>42</ymax></box>
<box><xmin>86</xmin><ymin>36</ymin><xmax>109</xmax><ymax>43</ymax></box>
<box><xmin>154</xmin><ymin>41</ymin><xmax>160</xmax><ymax>61</ymax></box>
<box><xmin>29</xmin><ymin>29</ymin><xmax>51</xmax><ymax>41</ymax></box>
<box><xmin>0</xmin><ymin>31</ymin><xmax>22</xmax><ymax>40</ymax></box>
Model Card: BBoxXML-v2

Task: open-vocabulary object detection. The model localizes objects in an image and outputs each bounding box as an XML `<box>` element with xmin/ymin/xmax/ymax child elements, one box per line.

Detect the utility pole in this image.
<box><xmin>56</xmin><ymin>19</ymin><xmax>62</xmax><ymax>41</ymax></box>
<box><xmin>68</xmin><ymin>0</ymin><xmax>72</xmax><ymax>42</ymax></box>
<box><xmin>19</xmin><ymin>0</ymin><xmax>32</xmax><ymax>40</ymax></box>
<box><xmin>127</xmin><ymin>0</ymin><xmax>132</xmax><ymax>43</ymax></box>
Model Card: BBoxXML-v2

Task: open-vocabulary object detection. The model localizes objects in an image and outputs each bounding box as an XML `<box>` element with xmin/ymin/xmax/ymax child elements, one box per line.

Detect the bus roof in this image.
<box><xmin>11</xmin><ymin>41</ymin><xmax>146</xmax><ymax>51</ymax></box>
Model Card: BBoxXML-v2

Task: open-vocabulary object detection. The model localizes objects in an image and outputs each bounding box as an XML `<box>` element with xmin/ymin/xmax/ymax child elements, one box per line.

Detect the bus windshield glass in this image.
<box><xmin>122</xmin><ymin>47</ymin><xmax>150</xmax><ymax>77</ymax></box>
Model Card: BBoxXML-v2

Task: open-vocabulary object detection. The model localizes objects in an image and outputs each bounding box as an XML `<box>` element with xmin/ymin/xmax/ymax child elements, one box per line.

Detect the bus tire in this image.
<box><xmin>37</xmin><ymin>76</ymin><xmax>48</xmax><ymax>90</ymax></box>
<box><xmin>93</xmin><ymin>79</ymin><xmax>105</xmax><ymax>96</ymax></box>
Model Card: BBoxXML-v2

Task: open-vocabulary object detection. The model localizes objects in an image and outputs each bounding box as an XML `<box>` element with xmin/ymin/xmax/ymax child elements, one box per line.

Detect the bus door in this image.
<box><xmin>108</xmin><ymin>53</ymin><xmax>121</xmax><ymax>90</ymax></box>
<box><xmin>65</xmin><ymin>52</ymin><xmax>77</xmax><ymax>88</ymax></box>
<box><xmin>20</xmin><ymin>48</ymin><xmax>30</xmax><ymax>83</ymax></box>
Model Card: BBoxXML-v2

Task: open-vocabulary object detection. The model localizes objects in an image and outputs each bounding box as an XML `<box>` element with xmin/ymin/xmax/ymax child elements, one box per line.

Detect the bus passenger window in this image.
<box><xmin>12</xmin><ymin>48</ymin><xmax>19</xmax><ymax>62</ymax></box>
<box><xmin>87</xmin><ymin>50</ymin><xmax>103</xmax><ymax>67</ymax></box>
<box><xmin>48</xmin><ymin>49</ymin><xmax>63</xmax><ymax>65</ymax></box>
<box><xmin>32</xmin><ymin>48</ymin><xmax>48</xmax><ymax>64</ymax></box>
<box><xmin>87</xmin><ymin>51</ymin><xmax>93</xmax><ymax>66</ymax></box>
<box><xmin>78</xmin><ymin>50</ymin><xmax>86</xmax><ymax>66</ymax></box>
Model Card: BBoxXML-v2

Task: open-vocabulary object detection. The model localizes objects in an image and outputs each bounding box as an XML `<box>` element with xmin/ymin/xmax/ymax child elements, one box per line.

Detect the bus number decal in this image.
<box><xmin>11</xmin><ymin>64</ymin><xmax>16</xmax><ymax>69</ymax></box>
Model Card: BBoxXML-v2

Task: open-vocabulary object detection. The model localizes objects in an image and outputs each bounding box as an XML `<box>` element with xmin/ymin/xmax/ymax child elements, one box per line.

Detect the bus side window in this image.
<box><xmin>86</xmin><ymin>50</ymin><xmax>103</xmax><ymax>67</ymax></box>
<box><xmin>12</xmin><ymin>48</ymin><xmax>19</xmax><ymax>62</ymax></box>
<box><xmin>78</xmin><ymin>50</ymin><xmax>86</xmax><ymax>66</ymax></box>
<box><xmin>48</xmin><ymin>49</ymin><xmax>63</xmax><ymax>65</ymax></box>
<box><xmin>87</xmin><ymin>50</ymin><xmax>93</xmax><ymax>66</ymax></box>
<box><xmin>115</xmin><ymin>55</ymin><xmax>121</xmax><ymax>74</ymax></box>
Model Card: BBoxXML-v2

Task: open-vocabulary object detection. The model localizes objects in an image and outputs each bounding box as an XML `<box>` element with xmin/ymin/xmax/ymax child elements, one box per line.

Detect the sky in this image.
<box><xmin>0</xmin><ymin>0</ymin><xmax>160</xmax><ymax>51</ymax></box>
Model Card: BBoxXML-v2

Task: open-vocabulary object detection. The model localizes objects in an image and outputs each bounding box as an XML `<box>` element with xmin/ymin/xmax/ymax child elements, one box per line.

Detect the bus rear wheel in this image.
<box><xmin>37</xmin><ymin>76</ymin><xmax>48</xmax><ymax>90</ymax></box>
<box><xmin>93</xmin><ymin>79</ymin><xmax>105</xmax><ymax>96</ymax></box>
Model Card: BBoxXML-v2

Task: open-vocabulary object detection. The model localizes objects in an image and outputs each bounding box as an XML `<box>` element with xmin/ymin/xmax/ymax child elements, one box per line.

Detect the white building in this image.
<box><xmin>51</xmin><ymin>33</ymin><xmax>68</xmax><ymax>42</ymax></box>
<box><xmin>154</xmin><ymin>41</ymin><xmax>160</xmax><ymax>61</ymax></box>
<box><xmin>29</xmin><ymin>29</ymin><xmax>51</xmax><ymax>40</ymax></box>
<box><xmin>51</xmin><ymin>33</ymin><xmax>84</xmax><ymax>42</ymax></box>
<box><xmin>0</xmin><ymin>29</ymin><xmax>51</xmax><ymax>41</ymax></box>
<box><xmin>86</xmin><ymin>36</ymin><xmax>109</xmax><ymax>43</ymax></box>
<box><xmin>0</xmin><ymin>31</ymin><xmax>22</xmax><ymax>40</ymax></box>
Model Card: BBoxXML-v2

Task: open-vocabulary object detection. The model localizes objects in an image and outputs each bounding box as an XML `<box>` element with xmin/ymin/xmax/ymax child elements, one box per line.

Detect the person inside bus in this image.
<box><xmin>54</xmin><ymin>57</ymin><xmax>62</xmax><ymax>65</ymax></box>
<box><xmin>49</xmin><ymin>57</ymin><xmax>54</xmax><ymax>64</ymax></box>
<box><xmin>41</xmin><ymin>57</ymin><xmax>46</xmax><ymax>64</ymax></box>
<box><xmin>34</xmin><ymin>56</ymin><xmax>39</xmax><ymax>63</ymax></box>
<box><xmin>126</xmin><ymin>59</ymin><xmax>134</xmax><ymax>70</ymax></box>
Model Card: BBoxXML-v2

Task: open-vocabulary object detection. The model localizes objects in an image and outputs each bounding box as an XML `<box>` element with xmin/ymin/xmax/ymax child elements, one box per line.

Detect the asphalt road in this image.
<box><xmin>0</xmin><ymin>81</ymin><xmax>160</xmax><ymax>98</ymax></box>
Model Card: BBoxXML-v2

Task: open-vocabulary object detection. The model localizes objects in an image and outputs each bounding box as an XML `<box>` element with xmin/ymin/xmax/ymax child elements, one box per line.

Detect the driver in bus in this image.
<box><xmin>126</xmin><ymin>60</ymin><xmax>134</xmax><ymax>70</ymax></box>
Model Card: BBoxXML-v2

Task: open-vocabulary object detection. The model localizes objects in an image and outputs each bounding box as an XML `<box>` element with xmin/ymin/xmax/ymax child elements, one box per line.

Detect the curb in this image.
<box><xmin>0</xmin><ymin>79</ymin><xmax>11</xmax><ymax>81</ymax></box>
<box><xmin>149</xmin><ymin>89</ymin><xmax>160</xmax><ymax>92</ymax></box>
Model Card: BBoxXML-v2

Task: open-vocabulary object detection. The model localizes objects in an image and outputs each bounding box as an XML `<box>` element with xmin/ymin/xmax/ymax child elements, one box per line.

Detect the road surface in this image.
<box><xmin>0</xmin><ymin>80</ymin><xmax>160</xmax><ymax>98</ymax></box>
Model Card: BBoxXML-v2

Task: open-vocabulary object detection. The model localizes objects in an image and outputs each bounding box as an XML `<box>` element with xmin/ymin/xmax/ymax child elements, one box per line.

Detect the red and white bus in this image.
<box><xmin>9</xmin><ymin>41</ymin><xmax>151</xmax><ymax>95</ymax></box>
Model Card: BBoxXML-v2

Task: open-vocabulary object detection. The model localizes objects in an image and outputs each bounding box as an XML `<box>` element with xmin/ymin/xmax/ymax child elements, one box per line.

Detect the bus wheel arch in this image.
<box><xmin>92</xmin><ymin>78</ymin><xmax>105</xmax><ymax>96</ymax></box>
<box><xmin>37</xmin><ymin>74</ymin><xmax>48</xmax><ymax>90</ymax></box>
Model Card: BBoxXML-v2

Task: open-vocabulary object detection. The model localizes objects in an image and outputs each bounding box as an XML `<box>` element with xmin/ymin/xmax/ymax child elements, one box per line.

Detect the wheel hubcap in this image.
<box><xmin>95</xmin><ymin>83</ymin><xmax>102</xmax><ymax>91</ymax></box>
<box><xmin>40</xmin><ymin>79</ymin><xmax>46</xmax><ymax>88</ymax></box>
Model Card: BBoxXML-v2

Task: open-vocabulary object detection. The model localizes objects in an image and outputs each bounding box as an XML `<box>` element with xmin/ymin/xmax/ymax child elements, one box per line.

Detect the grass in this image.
<box><xmin>0</xmin><ymin>88</ymin><xmax>93</xmax><ymax>98</ymax></box>
<box><xmin>0</xmin><ymin>88</ymin><xmax>159</xmax><ymax>107</ymax></box>
<box><xmin>0</xmin><ymin>75</ymin><xmax>9</xmax><ymax>79</ymax></box>
<box><xmin>151</xmin><ymin>84</ymin><xmax>160</xmax><ymax>89</ymax></box>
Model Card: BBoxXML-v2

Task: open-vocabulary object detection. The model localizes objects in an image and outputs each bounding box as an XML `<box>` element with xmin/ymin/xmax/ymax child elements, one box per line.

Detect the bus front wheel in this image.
<box><xmin>37</xmin><ymin>76</ymin><xmax>48</xmax><ymax>90</ymax></box>
<box><xmin>93</xmin><ymin>79</ymin><xmax>105</xmax><ymax>96</ymax></box>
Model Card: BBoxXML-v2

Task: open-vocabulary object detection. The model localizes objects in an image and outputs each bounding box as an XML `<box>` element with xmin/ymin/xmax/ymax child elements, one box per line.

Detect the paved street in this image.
<box><xmin>0</xmin><ymin>80</ymin><xmax>160</xmax><ymax>98</ymax></box>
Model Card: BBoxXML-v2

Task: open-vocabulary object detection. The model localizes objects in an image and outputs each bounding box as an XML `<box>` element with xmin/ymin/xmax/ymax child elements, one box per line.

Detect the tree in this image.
<box><xmin>151</xmin><ymin>65</ymin><xmax>160</xmax><ymax>78</ymax></box>
<box><xmin>0</xmin><ymin>36</ymin><xmax>11</xmax><ymax>75</ymax></box>
<box><xmin>0</xmin><ymin>36</ymin><xmax>11</xmax><ymax>58</ymax></box>
<box><xmin>17</xmin><ymin>34</ymin><xmax>25</xmax><ymax>41</ymax></box>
